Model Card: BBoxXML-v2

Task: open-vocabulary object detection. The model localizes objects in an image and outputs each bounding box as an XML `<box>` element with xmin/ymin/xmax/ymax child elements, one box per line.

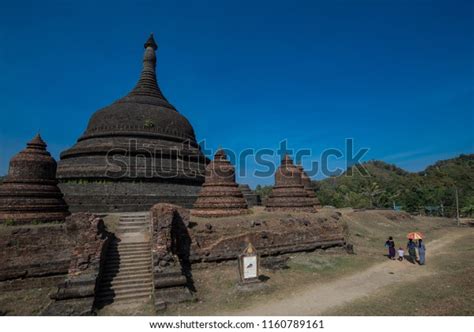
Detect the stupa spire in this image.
<box><xmin>128</xmin><ymin>33</ymin><xmax>167</xmax><ymax>101</ymax></box>
<box><xmin>27</xmin><ymin>133</ymin><xmax>47</xmax><ymax>150</ymax></box>
<box><xmin>144</xmin><ymin>33</ymin><xmax>158</xmax><ymax>50</ymax></box>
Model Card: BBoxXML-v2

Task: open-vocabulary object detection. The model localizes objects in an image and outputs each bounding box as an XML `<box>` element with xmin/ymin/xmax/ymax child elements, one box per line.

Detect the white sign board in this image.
<box><xmin>243</xmin><ymin>255</ymin><xmax>258</xmax><ymax>279</ymax></box>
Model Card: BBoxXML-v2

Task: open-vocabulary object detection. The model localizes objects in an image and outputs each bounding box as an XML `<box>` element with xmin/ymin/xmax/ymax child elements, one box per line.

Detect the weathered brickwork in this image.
<box><xmin>150</xmin><ymin>203</ymin><xmax>194</xmax><ymax>310</ymax></box>
<box><xmin>298</xmin><ymin>164</ymin><xmax>322</xmax><ymax>208</ymax></box>
<box><xmin>43</xmin><ymin>213</ymin><xmax>111</xmax><ymax>315</ymax></box>
<box><xmin>239</xmin><ymin>184</ymin><xmax>261</xmax><ymax>207</ymax></box>
<box><xmin>265</xmin><ymin>155</ymin><xmax>316</xmax><ymax>212</ymax></box>
<box><xmin>0</xmin><ymin>224</ymin><xmax>72</xmax><ymax>281</ymax></box>
<box><xmin>192</xmin><ymin>150</ymin><xmax>249</xmax><ymax>218</ymax></box>
<box><xmin>0</xmin><ymin>134</ymin><xmax>70</xmax><ymax>224</ymax></box>
<box><xmin>0</xmin><ymin>214</ymin><xmax>110</xmax><ymax>315</ymax></box>
<box><xmin>151</xmin><ymin>204</ymin><xmax>346</xmax><ymax>264</ymax></box>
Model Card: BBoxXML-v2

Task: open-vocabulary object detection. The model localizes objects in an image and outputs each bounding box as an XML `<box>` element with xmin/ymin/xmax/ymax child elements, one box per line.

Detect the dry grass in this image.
<box><xmin>97</xmin><ymin>298</ymin><xmax>156</xmax><ymax>316</ymax></box>
<box><xmin>0</xmin><ymin>286</ymin><xmax>54</xmax><ymax>315</ymax></box>
<box><xmin>164</xmin><ymin>209</ymin><xmax>462</xmax><ymax>315</ymax></box>
<box><xmin>324</xmin><ymin>232</ymin><xmax>474</xmax><ymax>315</ymax></box>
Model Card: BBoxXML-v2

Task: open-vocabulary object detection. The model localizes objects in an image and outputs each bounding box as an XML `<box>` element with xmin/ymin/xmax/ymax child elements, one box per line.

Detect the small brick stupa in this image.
<box><xmin>265</xmin><ymin>155</ymin><xmax>315</xmax><ymax>212</ymax></box>
<box><xmin>238</xmin><ymin>184</ymin><xmax>260</xmax><ymax>207</ymax></box>
<box><xmin>0</xmin><ymin>134</ymin><xmax>70</xmax><ymax>224</ymax></box>
<box><xmin>192</xmin><ymin>149</ymin><xmax>249</xmax><ymax>218</ymax></box>
<box><xmin>298</xmin><ymin>164</ymin><xmax>322</xmax><ymax>209</ymax></box>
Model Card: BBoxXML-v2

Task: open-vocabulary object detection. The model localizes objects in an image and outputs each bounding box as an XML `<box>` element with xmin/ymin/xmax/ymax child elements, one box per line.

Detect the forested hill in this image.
<box><xmin>314</xmin><ymin>154</ymin><xmax>474</xmax><ymax>216</ymax></box>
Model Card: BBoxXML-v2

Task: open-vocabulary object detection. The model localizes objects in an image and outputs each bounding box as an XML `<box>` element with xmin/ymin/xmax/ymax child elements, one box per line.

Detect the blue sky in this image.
<box><xmin>0</xmin><ymin>0</ymin><xmax>473</xmax><ymax>187</ymax></box>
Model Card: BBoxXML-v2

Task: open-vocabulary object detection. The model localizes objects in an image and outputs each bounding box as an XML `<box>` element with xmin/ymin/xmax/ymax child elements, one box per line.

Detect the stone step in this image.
<box><xmin>95</xmin><ymin>290</ymin><xmax>151</xmax><ymax>304</ymax></box>
<box><xmin>117</xmin><ymin>223</ymin><xmax>147</xmax><ymax>226</ymax></box>
<box><xmin>118</xmin><ymin>227</ymin><xmax>149</xmax><ymax>231</ymax></box>
<box><xmin>106</xmin><ymin>255</ymin><xmax>151</xmax><ymax>263</ymax></box>
<box><xmin>107</xmin><ymin>251</ymin><xmax>151</xmax><ymax>258</ymax></box>
<box><xmin>117</xmin><ymin>226</ymin><xmax>149</xmax><ymax>231</ymax></box>
<box><xmin>98</xmin><ymin>281</ymin><xmax>153</xmax><ymax>293</ymax></box>
<box><xmin>110</xmin><ymin>246</ymin><xmax>150</xmax><ymax>252</ymax></box>
<box><xmin>104</xmin><ymin>263</ymin><xmax>150</xmax><ymax>275</ymax></box>
<box><xmin>117</xmin><ymin>228</ymin><xmax>149</xmax><ymax>234</ymax></box>
<box><xmin>103</xmin><ymin>264</ymin><xmax>151</xmax><ymax>273</ymax></box>
<box><xmin>118</xmin><ymin>222</ymin><xmax>147</xmax><ymax>226</ymax></box>
<box><xmin>109</xmin><ymin>248</ymin><xmax>151</xmax><ymax>255</ymax></box>
<box><xmin>104</xmin><ymin>262</ymin><xmax>151</xmax><ymax>270</ymax></box>
<box><xmin>118</xmin><ymin>220</ymin><xmax>148</xmax><ymax>223</ymax></box>
<box><xmin>101</xmin><ymin>277</ymin><xmax>152</xmax><ymax>287</ymax></box>
<box><xmin>106</xmin><ymin>255</ymin><xmax>151</xmax><ymax>262</ymax></box>
<box><xmin>118</xmin><ymin>221</ymin><xmax>149</xmax><ymax>226</ymax></box>
<box><xmin>117</xmin><ymin>242</ymin><xmax>150</xmax><ymax>247</ymax></box>
<box><xmin>109</xmin><ymin>246</ymin><xmax>150</xmax><ymax>252</ymax></box>
<box><xmin>106</xmin><ymin>252</ymin><xmax>151</xmax><ymax>260</ymax></box>
<box><xmin>104</xmin><ymin>261</ymin><xmax>151</xmax><ymax>275</ymax></box>
<box><xmin>114</xmin><ymin>245</ymin><xmax>150</xmax><ymax>251</ymax></box>
<box><xmin>101</xmin><ymin>271</ymin><xmax>152</xmax><ymax>282</ymax></box>
<box><xmin>104</xmin><ymin>260</ymin><xmax>151</xmax><ymax>269</ymax></box>
<box><xmin>97</xmin><ymin>286</ymin><xmax>152</xmax><ymax>298</ymax></box>
<box><xmin>119</xmin><ymin>214</ymin><xmax>147</xmax><ymax>218</ymax></box>
<box><xmin>104</xmin><ymin>265</ymin><xmax>151</xmax><ymax>274</ymax></box>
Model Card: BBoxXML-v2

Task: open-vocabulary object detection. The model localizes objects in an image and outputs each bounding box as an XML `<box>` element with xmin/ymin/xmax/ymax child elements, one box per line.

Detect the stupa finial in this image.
<box><xmin>127</xmin><ymin>33</ymin><xmax>168</xmax><ymax>101</ymax></box>
<box><xmin>27</xmin><ymin>133</ymin><xmax>47</xmax><ymax>149</ymax></box>
<box><xmin>144</xmin><ymin>33</ymin><xmax>158</xmax><ymax>50</ymax></box>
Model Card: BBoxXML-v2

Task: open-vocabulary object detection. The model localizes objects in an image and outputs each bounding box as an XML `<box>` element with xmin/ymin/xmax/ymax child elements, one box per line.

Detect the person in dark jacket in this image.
<box><xmin>385</xmin><ymin>236</ymin><xmax>396</xmax><ymax>260</ymax></box>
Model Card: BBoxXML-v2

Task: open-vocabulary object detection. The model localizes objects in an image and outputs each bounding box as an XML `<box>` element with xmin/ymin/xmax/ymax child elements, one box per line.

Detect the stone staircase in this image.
<box><xmin>95</xmin><ymin>213</ymin><xmax>153</xmax><ymax>308</ymax></box>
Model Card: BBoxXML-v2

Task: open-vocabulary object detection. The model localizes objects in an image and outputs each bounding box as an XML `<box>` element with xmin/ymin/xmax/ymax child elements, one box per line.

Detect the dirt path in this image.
<box><xmin>221</xmin><ymin>231</ymin><xmax>466</xmax><ymax>316</ymax></box>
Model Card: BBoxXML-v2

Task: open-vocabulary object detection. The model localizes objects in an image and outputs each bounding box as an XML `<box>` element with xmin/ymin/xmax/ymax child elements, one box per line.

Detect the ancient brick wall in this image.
<box><xmin>150</xmin><ymin>203</ymin><xmax>193</xmax><ymax>310</ymax></box>
<box><xmin>150</xmin><ymin>204</ymin><xmax>346</xmax><ymax>264</ymax></box>
<box><xmin>0</xmin><ymin>213</ymin><xmax>111</xmax><ymax>315</ymax></box>
<box><xmin>0</xmin><ymin>224</ymin><xmax>72</xmax><ymax>281</ymax></box>
<box><xmin>59</xmin><ymin>182</ymin><xmax>201</xmax><ymax>213</ymax></box>
<box><xmin>43</xmin><ymin>213</ymin><xmax>111</xmax><ymax>315</ymax></box>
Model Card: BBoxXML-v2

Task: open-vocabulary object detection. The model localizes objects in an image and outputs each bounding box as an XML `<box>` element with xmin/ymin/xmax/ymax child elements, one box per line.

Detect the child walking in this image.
<box><xmin>397</xmin><ymin>247</ymin><xmax>404</xmax><ymax>261</ymax></box>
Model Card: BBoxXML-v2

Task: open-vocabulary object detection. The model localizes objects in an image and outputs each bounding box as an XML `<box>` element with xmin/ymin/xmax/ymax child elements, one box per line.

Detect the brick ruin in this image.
<box><xmin>265</xmin><ymin>155</ymin><xmax>316</xmax><ymax>212</ymax></box>
<box><xmin>192</xmin><ymin>149</ymin><xmax>249</xmax><ymax>218</ymax></box>
<box><xmin>0</xmin><ymin>135</ymin><xmax>110</xmax><ymax>315</ymax></box>
<box><xmin>149</xmin><ymin>203</ymin><xmax>345</xmax><ymax>309</ymax></box>
<box><xmin>0</xmin><ymin>134</ymin><xmax>70</xmax><ymax>224</ymax></box>
<box><xmin>298</xmin><ymin>164</ymin><xmax>322</xmax><ymax>209</ymax></box>
<box><xmin>0</xmin><ymin>213</ymin><xmax>110</xmax><ymax>315</ymax></box>
<box><xmin>150</xmin><ymin>204</ymin><xmax>194</xmax><ymax>309</ymax></box>
<box><xmin>238</xmin><ymin>184</ymin><xmax>261</xmax><ymax>207</ymax></box>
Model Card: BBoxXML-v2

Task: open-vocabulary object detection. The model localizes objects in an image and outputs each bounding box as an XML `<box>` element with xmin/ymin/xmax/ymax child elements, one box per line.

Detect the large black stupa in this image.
<box><xmin>57</xmin><ymin>34</ymin><xmax>208</xmax><ymax>212</ymax></box>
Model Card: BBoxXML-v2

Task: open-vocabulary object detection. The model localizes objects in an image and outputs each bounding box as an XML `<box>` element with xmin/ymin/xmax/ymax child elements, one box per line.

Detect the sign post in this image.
<box><xmin>238</xmin><ymin>241</ymin><xmax>260</xmax><ymax>284</ymax></box>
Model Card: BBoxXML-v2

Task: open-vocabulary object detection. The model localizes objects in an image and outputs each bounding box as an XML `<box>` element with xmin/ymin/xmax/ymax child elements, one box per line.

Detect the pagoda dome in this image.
<box><xmin>57</xmin><ymin>34</ymin><xmax>208</xmax><ymax>212</ymax></box>
<box><xmin>7</xmin><ymin>134</ymin><xmax>57</xmax><ymax>183</ymax></box>
<box><xmin>81</xmin><ymin>37</ymin><xmax>197</xmax><ymax>143</ymax></box>
<box><xmin>0</xmin><ymin>134</ymin><xmax>70</xmax><ymax>224</ymax></box>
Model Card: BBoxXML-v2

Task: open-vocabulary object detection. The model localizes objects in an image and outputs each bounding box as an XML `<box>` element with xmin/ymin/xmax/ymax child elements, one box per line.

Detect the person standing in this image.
<box><xmin>385</xmin><ymin>236</ymin><xmax>396</xmax><ymax>260</ymax></box>
<box><xmin>418</xmin><ymin>239</ymin><xmax>426</xmax><ymax>265</ymax></box>
<box><xmin>407</xmin><ymin>239</ymin><xmax>417</xmax><ymax>264</ymax></box>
